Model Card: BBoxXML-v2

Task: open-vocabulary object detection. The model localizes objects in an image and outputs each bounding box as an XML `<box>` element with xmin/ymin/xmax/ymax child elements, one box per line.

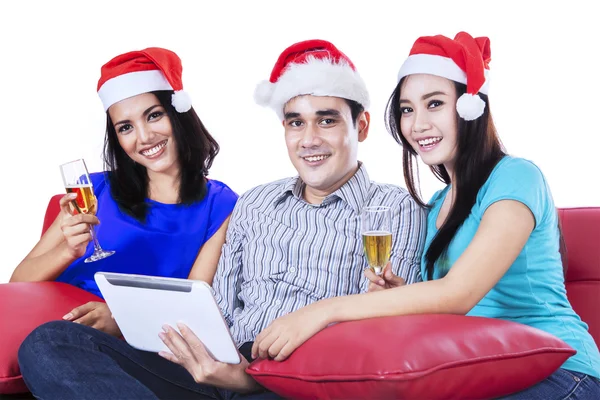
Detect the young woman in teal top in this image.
<box><xmin>251</xmin><ymin>32</ymin><xmax>600</xmax><ymax>398</ymax></box>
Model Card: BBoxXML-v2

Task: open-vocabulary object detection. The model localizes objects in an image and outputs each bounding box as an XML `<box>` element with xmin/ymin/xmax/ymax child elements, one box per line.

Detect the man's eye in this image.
<box><xmin>320</xmin><ymin>118</ymin><xmax>335</xmax><ymax>125</ymax></box>
<box><xmin>289</xmin><ymin>121</ymin><xmax>302</xmax><ymax>127</ymax></box>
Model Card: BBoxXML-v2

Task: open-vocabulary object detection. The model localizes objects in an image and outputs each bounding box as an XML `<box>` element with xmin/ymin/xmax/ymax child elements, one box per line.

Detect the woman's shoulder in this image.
<box><xmin>200</xmin><ymin>178</ymin><xmax>239</xmax><ymax>224</ymax></box>
<box><xmin>205</xmin><ymin>178</ymin><xmax>238</xmax><ymax>201</ymax></box>
<box><xmin>488</xmin><ymin>156</ymin><xmax>546</xmax><ymax>187</ymax></box>
<box><xmin>476</xmin><ymin>156</ymin><xmax>553</xmax><ymax>220</ymax></box>
<box><xmin>90</xmin><ymin>171</ymin><xmax>110</xmax><ymax>194</ymax></box>
<box><xmin>199</xmin><ymin>178</ymin><xmax>239</xmax><ymax>215</ymax></box>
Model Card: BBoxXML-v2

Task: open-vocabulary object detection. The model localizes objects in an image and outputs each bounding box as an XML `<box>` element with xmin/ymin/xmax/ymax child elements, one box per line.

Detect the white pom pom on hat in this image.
<box><xmin>254</xmin><ymin>80</ymin><xmax>275</xmax><ymax>107</ymax></box>
<box><xmin>396</xmin><ymin>31</ymin><xmax>492</xmax><ymax>121</ymax></box>
<box><xmin>456</xmin><ymin>93</ymin><xmax>486</xmax><ymax>121</ymax></box>
<box><xmin>171</xmin><ymin>90</ymin><xmax>192</xmax><ymax>113</ymax></box>
<box><xmin>97</xmin><ymin>47</ymin><xmax>192</xmax><ymax>113</ymax></box>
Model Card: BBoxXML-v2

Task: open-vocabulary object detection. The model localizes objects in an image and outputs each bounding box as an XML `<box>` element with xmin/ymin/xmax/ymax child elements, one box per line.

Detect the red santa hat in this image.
<box><xmin>254</xmin><ymin>39</ymin><xmax>370</xmax><ymax>120</ymax></box>
<box><xmin>397</xmin><ymin>32</ymin><xmax>491</xmax><ymax>121</ymax></box>
<box><xmin>97</xmin><ymin>47</ymin><xmax>192</xmax><ymax>113</ymax></box>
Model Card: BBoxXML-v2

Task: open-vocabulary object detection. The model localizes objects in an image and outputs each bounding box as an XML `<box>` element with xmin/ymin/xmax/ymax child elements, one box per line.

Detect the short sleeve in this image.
<box><xmin>205</xmin><ymin>179</ymin><xmax>239</xmax><ymax>240</ymax></box>
<box><xmin>90</xmin><ymin>172</ymin><xmax>109</xmax><ymax>197</ymax></box>
<box><xmin>477</xmin><ymin>158</ymin><xmax>547</xmax><ymax>225</ymax></box>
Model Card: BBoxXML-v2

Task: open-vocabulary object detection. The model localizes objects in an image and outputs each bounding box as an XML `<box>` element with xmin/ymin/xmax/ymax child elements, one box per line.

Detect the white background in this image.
<box><xmin>1</xmin><ymin>1</ymin><xmax>598</xmax><ymax>283</ymax></box>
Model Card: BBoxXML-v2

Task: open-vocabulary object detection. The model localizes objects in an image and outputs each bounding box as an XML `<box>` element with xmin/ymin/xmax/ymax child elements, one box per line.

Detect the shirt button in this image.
<box><xmin>275</xmin><ymin>300</ymin><xmax>282</xmax><ymax>305</ymax></box>
<box><xmin>289</xmin><ymin>267</ymin><xmax>296</xmax><ymax>273</ymax></box>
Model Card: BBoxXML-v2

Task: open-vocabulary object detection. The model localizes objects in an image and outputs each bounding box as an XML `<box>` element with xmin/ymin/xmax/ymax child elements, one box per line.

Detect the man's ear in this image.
<box><xmin>358</xmin><ymin>111</ymin><xmax>370</xmax><ymax>142</ymax></box>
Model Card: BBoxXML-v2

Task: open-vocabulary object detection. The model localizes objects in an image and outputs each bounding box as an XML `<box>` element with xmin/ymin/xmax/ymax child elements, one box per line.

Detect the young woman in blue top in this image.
<box><xmin>252</xmin><ymin>32</ymin><xmax>600</xmax><ymax>398</ymax></box>
<box><xmin>11</xmin><ymin>48</ymin><xmax>238</xmax><ymax>337</ymax></box>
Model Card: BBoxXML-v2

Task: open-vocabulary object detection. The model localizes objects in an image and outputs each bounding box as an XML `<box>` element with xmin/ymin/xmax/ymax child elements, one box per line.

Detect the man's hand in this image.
<box><xmin>159</xmin><ymin>323</ymin><xmax>260</xmax><ymax>393</ymax></box>
<box><xmin>63</xmin><ymin>301</ymin><xmax>122</xmax><ymax>337</ymax></box>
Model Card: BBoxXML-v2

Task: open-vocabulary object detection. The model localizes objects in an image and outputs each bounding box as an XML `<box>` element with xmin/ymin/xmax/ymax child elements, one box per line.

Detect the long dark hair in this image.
<box><xmin>385</xmin><ymin>79</ymin><xmax>506</xmax><ymax>280</ymax></box>
<box><xmin>103</xmin><ymin>90</ymin><xmax>220</xmax><ymax>222</ymax></box>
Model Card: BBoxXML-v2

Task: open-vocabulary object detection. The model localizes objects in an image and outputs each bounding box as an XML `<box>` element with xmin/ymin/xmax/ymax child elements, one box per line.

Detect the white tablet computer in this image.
<box><xmin>94</xmin><ymin>272</ymin><xmax>240</xmax><ymax>364</ymax></box>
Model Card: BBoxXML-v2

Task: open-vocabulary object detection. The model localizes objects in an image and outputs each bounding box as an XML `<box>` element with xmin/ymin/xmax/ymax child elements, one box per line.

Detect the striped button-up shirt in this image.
<box><xmin>212</xmin><ymin>163</ymin><xmax>426</xmax><ymax>346</ymax></box>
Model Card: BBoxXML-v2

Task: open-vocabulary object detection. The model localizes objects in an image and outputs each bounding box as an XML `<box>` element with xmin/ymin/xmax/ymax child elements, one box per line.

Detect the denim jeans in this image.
<box><xmin>18</xmin><ymin>321</ymin><xmax>282</xmax><ymax>400</ymax></box>
<box><xmin>498</xmin><ymin>367</ymin><xmax>600</xmax><ymax>399</ymax></box>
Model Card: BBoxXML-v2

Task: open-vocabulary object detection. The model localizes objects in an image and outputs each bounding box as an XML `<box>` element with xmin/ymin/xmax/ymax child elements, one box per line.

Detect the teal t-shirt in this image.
<box><xmin>422</xmin><ymin>156</ymin><xmax>600</xmax><ymax>379</ymax></box>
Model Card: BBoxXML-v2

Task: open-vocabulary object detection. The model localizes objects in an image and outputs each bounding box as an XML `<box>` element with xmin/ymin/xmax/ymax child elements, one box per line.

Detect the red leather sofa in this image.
<box><xmin>558</xmin><ymin>207</ymin><xmax>600</xmax><ymax>349</ymax></box>
<box><xmin>1</xmin><ymin>197</ymin><xmax>599</xmax><ymax>398</ymax></box>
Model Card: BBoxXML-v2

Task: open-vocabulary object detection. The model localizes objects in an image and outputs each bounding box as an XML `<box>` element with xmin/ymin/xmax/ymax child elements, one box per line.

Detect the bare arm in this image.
<box><xmin>10</xmin><ymin>193</ymin><xmax>98</xmax><ymax>282</ymax></box>
<box><xmin>160</xmin><ymin>323</ymin><xmax>261</xmax><ymax>393</ymax></box>
<box><xmin>327</xmin><ymin>200</ymin><xmax>535</xmax><ymax>321</ymax></box>
<box><xmin>187</xmin><ymin>216</ymin><xmax>231</xmax><ymax>285</ymax></box>
<box><xmin>253</xmin><ymin>200</ymin><xmax>536</xmax><ymax>360</ymax></box>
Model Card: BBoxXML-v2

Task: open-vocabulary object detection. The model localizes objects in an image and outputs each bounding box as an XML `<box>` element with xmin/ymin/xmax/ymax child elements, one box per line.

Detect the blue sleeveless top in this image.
<box><xmin>56</xmin><ymin>172</ymin><xmax>238</xmax><ymax>298</ymax></box>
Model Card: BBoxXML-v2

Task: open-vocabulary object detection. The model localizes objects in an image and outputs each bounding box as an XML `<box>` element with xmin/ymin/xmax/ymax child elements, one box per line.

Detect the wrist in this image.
<box><xmin>316</xmin><ymin>297</ymin><xmax>339</xmax><ymax>327</ymax></box>
<box><xmin>235</xmin><ymin>364</ymin><xmax>261</xmax><ymax>393</ymax></box>
<box><xmin>58</xmin><ymin>242</ymin><xmax>80</xmax><ymax>262</ymax></box>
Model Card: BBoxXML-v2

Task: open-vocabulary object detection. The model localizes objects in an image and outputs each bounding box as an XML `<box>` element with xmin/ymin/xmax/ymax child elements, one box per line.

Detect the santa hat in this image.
<box><xmin>397</xmin><ymin>32</ymin><xmax>491</xmax><ymax>121</ymax></box>
<box><xmin>254</xmin><ymin>39</ymin><xmax>370</xmax><ymax>120</ymax></box>
<box><xmin>97</xmin><ymin>47</ymin><xmax>192</xmax><ymax>113</ymax></box>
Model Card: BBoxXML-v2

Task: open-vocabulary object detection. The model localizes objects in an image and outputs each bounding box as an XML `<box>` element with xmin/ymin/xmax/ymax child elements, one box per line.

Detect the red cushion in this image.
<box><xmin>41</xmin><ymin>194</ymin><xmax>62</xmax><ymax>236</ymax></box>
<box><xmin>0</xmin><ymin>282</ymin><xmax>103</xmax><ymax>394</ymax></box>
<box><xmin>246</xmin><ymin>314</ymin><xmax>575</xmax><ymax>400</ymax></box>
<box><xmin>559</xmin><ymin>207</ymin><xmax>600</xmax><ymax>349</ymax></box>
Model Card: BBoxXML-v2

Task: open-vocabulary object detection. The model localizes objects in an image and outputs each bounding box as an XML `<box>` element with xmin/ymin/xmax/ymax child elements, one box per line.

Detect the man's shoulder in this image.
<box><xmin>236</xmin><ymin>177</ymin><xmax>293</xmax><ymax>204</ymax></box>
<box><xmin>369</xmin><ymin>181</ymin><xmax>412</xmax><ymax>202</ymax></box>
<box><xmin>367</xmin><ymin>181</ymin><xmax>424</xmax><ymax>211</ymax></box>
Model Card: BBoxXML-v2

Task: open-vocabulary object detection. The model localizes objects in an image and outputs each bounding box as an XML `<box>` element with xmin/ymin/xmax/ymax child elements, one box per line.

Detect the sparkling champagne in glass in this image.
<box><xmin>361</xmin><ymin>206</ymin><xmax>392</xmax><ymax>276</ymax></box>
<box><xmin>60</xmin><ymin>159</ymin><xmax>115</xmax><ymax>263</ymax></box>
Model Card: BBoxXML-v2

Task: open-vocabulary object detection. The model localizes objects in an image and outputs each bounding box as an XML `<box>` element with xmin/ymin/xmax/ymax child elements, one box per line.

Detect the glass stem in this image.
<box><xmin>90</xmin><ymin>224</ymin><xmax>103</xmax><ymax>252</ymax></box>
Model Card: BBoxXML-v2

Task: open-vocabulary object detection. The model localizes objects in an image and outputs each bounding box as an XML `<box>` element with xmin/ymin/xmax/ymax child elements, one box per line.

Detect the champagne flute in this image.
<box><xmin>361</xmin><ymin>206</ymin><xmax>392</xmax><ymax>276</ymax></box>
<box><xmin>60</xmin><ymin>159</ymin><xmax>115</xmax><ymax>263</ymax></box>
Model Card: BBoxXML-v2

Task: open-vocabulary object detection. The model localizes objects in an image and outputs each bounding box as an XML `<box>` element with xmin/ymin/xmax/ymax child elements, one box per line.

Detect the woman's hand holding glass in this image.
<box><xmin>365</xmin><ymin>261</ymin><xmax>406</xmax><ymax>292</ymax></box>
<box><xmin>57</xmin><ymin>192</ymin><xmax>100</xmax><ymax>260</ymax></box>
<box><xmin>60</xmin><ymin>159</ymin><xmax>115</xmax><ymax>262</ymax></box>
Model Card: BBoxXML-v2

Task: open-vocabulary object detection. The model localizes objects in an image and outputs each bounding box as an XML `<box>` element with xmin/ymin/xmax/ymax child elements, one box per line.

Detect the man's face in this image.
<box><xmin>283</xmin><ymin>95</ymin><xmax>369</xmax><ymax>201</ymax></box>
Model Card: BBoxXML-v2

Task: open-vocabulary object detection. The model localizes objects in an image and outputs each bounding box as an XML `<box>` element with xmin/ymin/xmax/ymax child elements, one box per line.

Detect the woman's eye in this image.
<box><xmin>149</xmin><ymin>111</ymin><xmax>163</xmax><ymax>120</ymax></box>
<box><xmin>428</xmin><ymin>100</ymin><xmax>443</xmax><ymax>109</ymax></box>
<box><xmin>400</xmin><ymin>107</ymin><xmax>413</xmax><ymax>114</ymax></box>
<box><xmin>118</xmin><ymin>124</ymin><xmax>132</xmax><ymax>134</ymax></box>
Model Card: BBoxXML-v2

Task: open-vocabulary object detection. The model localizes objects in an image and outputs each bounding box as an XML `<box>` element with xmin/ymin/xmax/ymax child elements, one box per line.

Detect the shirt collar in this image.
<box><xmin>272</xmin><ymin>162</ymin><xmax>371</xmax><ymax>213</ymax></box>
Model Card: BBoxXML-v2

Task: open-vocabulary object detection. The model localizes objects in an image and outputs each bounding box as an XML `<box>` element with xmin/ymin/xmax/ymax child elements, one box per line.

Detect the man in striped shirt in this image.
<box><xmin>172</xmin><ymin>39</ymin><xmax>427</xmax><ymax>395</ymax></box>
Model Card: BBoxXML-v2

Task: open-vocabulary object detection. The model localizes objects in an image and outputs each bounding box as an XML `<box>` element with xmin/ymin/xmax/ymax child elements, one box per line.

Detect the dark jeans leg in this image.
<box><xmin>18</xmin><ymin>321</ymin><xmax>221</xmax><ymax>400</ymax></box>
<box><xmin>498</xmin><ymin>368</ymin><xmax>600</xmax><ymax>400</ymax></box>
<box><xmin>223</xmin><ymin>344</ymin><xmax>283</xmax><ymax>400</ymax></box>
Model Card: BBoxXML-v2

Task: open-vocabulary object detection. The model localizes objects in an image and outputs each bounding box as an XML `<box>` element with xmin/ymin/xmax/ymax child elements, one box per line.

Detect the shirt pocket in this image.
<box><xmin>287</xmin><ymin>224</ymin><xmax>367</xmax><ymax>299</ymax></box>
<box><xmin>241</xmin><ymin>210</ymin><xmax>295</xmax><ymax>281</ymax></box>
